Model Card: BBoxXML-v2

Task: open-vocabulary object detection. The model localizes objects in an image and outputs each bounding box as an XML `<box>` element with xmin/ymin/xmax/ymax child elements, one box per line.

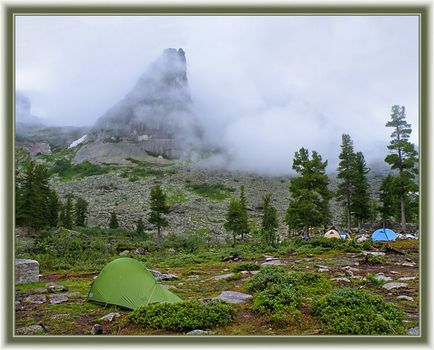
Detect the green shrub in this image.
<box><xmin>187</xmin><ymin>183</ymin><xmax>235</xmax><ymax>201</ymax></box>
<box><xmin>252</xmin><ymin>284</ymin><xmax>301</xmax><ymax>314</ymax></box>
<box><xmin>246</xmin><ymin>265</ymin><xmax>289</xmax><ymax>292</ymax></box>
<box><xmin>362</xmin><ymin>254</ymin><xmax>386</xmax><ymax>265</ymax></box>
<box><xmin>231</xmin><ymin>262</ymin><xmax>261</xmax><ymax>273</ymax></box>
<box><xmin>269</xmin><ymin>305</ymin><xmax>303</xmax><ymax>327</ymax></box>
<box><xmin>128</xmin><ymin>300</ymin><xmax>234</xmax><ymax>331</ymax></box>
<box><xmin>311</xmin><ymin>288</ymin><xmax>405</xmax><ymax>335</ymax></box>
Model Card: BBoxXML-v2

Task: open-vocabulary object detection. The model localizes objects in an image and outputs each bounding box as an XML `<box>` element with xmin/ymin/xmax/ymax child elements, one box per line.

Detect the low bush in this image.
<box><xmin>231</xmin><ymin>262</ymin><xmax>261</xmax><ymax>273</ymax></box>
<box><xmin>246</xmin><ymin>265</ymin><xmax>288</xmax><ymax>292</ymax></box>
<box><xmin>252</xmin><ymin>284</ymin><xmax>301</xmax><ymax>314</ymax></box>
<box><xmin>311</xmin><ymin>287</ymin><xmax>405</xmax><ymax>335</ymax></box>
<box><xmin>128</xmin><ymin>300</ymin><xmax>234</xmax><ymax>331</ymax></box>
<box><xmin>362</xmin><ymin>254</ymin><xmax>386</xmax><ymax>265</ymax></box>
<box><xmin>187</xmin><ymin>182</ymin><xmax>235</xmax><ymax>201</ymax></box>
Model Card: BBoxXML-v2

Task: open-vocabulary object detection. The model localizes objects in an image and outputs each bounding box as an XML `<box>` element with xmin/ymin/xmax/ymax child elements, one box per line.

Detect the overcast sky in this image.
<box><xmin>15</xmin><ymin>15</ymin><xmax>419</xmax><ymax>174</ymax></box>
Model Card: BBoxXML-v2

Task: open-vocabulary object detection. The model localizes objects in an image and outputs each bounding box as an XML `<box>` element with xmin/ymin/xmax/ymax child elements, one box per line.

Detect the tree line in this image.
<box><xmin>16</xmin><ymin>105</ymin><xmax>418</xmax><ymax>246</ymax></box>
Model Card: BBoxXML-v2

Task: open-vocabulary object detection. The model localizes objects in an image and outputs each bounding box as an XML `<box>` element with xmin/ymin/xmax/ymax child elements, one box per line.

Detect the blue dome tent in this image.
<box><xmin>371</xmin><ymin>228</ymin><xmax>398</xmax><ymax>241</ymax></box>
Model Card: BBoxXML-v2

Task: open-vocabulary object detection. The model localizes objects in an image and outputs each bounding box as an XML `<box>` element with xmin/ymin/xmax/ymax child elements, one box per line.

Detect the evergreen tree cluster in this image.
<box><xmin>16</xmin><ymin>161</ymin><xmax>89</xmax><ymax>232</ymax></box>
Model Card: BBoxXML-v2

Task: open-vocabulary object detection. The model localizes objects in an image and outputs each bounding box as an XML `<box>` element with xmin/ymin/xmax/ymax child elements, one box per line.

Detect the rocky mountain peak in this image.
<box><xmin>73</xmin><ymin>48</ymin><xmax>203</xmax><ymax>164</ymax></box>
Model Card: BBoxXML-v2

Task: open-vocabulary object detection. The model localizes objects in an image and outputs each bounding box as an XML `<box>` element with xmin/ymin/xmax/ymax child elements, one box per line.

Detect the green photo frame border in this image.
<box><xmin>3</xmin><ymin>3</ymin><xmax>430</xmax><ymax>346</ymax></box>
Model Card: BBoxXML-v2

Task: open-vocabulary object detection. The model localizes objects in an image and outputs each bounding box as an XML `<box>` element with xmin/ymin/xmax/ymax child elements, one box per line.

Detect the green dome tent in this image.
<box><xmin>87</xmin><ymin>257</ymin><xmax>182</xmax><ymax>310</ymax></box>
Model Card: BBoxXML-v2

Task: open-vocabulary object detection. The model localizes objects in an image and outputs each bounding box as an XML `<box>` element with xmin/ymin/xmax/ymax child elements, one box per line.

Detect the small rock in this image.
<box><xmin>316</xmin><ymin>265</ymin><xmax>329</xmax><ymax>269</ymax></box>
<box><xmin>390</xmin><ymin>271</ymin><xmax>399</xmax><ymax>274</ymax></box>
<box><xmin>318</xmin><ymin>268</ymin><xmax>329</xmax><ymax>273</ymax></box>
<box><xmin>407</xmin><ymin>326</ymin><xmax>419</xmax><ymax>336</ymax></box>
<box><xmin>65</xmin><ymin>292</ymin><xmax>79</xmax><ymax>298</ymax></box>
<box><xmin>354</xmin><ymin>262</ymin><xmax>359</xmax><ymax>266</ymax></box>
<box><xmin>397</xmin><ymin>295</ymin><xmax>414</xmax><ymax>302</ymax></box>
<box><xmin>331</xmin><ymin>277</ymin><xmax>351</xmax><ymax>283</ymax></box>
<box><xmin>212</xmin><ymin>273</ymin><xmax>235</xmax><ymax>281</ymax></box>
<box><xmin>16</xmin><ymin>324</ymin><xmax>45</xmax><ymax>335</ymax></box>
<box><xmin>30</xmin><ymin>287</ymin><xmax>49</xmax><ymax>294</ymax></box>
<box><xmin>187</xmin><ymin>329</ymin><xmax>208</xmax><ymax>335</ymax></box>
<box><xmin>46</xmin><ymin>283</ymin><xmax>68</xmax><ymax>293</ymax></box>
<box><xmin>261</xmin><ymin>260</ymin><xmax>283</xmax><ymax>266</ymax></box>
<box><xmin>214</xmin><ymin>291</ymin><xmax>253</xmax><ymax>304</ymax></box>
<box><xmin>119</xmin><ymin>250</ymin><xmax>130</xmax><ymax>256</ymax></box>
<box><xmin>362</xmin><ymin>251</ymin><xmax>386</xmax><ymax>256</ymax></box>
<box><xmin>100</xmin><ymin>312</ymin><xmax>120</xmax><ymax>322</ymax></box>
<box><xmin>399</xmin><ymin>276</ymin><xmax>416</xmax><ymax>281</ymax></box>
<box><xmin>187</xmin><ymin>275</ymin><xmax>200</xmax><ymax>281</ymax></box>
<box><xmin>149</xmin><ymin>269</ymin><xmax>178</xmax><ymax>281</ymax></box>
<box><xmin>134</xmin><ymin>247</ymin><xmax>145</xmax><ymax>255</ymax></box>
<box><xmin>91</xmin><ymin>324</ymin><xmax>103</xmax><ymax>335</ymax></box>
<box><xmin>24</xmin><ymin>294</ymin><xmax>47</xmax><ymax>304</ymax></box>
<box><xmin>50</xmin><ymin>314</ymin><xmax>69</xmax><ymax>320</ymax></box>
<box><xmin>402</xmin><ymin>262</ymin><xmax>415</xmax><ymax>267</ymax></box>
<box><xmin>382</xmin><ymin>282</ymin><xmax>408</xmax><ymax>290</ymax></box>
<box><xmin>375</xmin><ymin>273</ymin><xmax>393</xmax><ymax>281</ymax></box>
<box><xmin>48</xmin><ymin>294</ymin><xmax>69</xmax><ymax>304</ymax></box>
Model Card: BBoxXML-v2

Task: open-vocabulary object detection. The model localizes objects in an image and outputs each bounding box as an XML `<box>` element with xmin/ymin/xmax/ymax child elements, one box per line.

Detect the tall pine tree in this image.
<box><xmin>238</xmin><ymin>185</ymin><xmax>249</xmax><ymax>241</ymax></box>
<box><xmin>286</xmin><ymin>148</ymin><xmax>331</xmax><ymax>238</ymax></box>
<box><xmin>63</xmin><ymin>194</ymin><xmax>74</xmax><ymax>229</ymax></box>
<box><xmin>148</xmin><ymin>184</ymin><xmax>169</xmax><ymax>246</ymax></box>
<box><xmin>336</xmin><ymin>134</ymin><xmax>357</xmax><ymax>231</ymax></box>
<box><xmin>224</xmin><ymin>198</ymin><xmax>244</xmax><ymax>247</ymax></box>
<box><xmin>47</xmin><ymin>190</ymin><xmax>59</xmax><ymax>227</ymax></box>
<box><xmin>109</xmin><ymin>211</ymin><xmax>119</xmax><ymax>229</ymax></box>
<box><xmin>75</xmin><ymin>197</ymin><xmax>89</xmax><ymax>227</ymax></box>
<box><xmin>261</xmin><ymin>193</ymin><xmax>278</xmax><ymax>246</ymax></box>
<box><xmin>385</xmin><ymin>105</ymin><xmax>418</xmax><ymax>230</ymax></box>
<box><xmin>351</xmin><ymin>152</ymin><xmax>371</xmax><ymax>228</ymax></box>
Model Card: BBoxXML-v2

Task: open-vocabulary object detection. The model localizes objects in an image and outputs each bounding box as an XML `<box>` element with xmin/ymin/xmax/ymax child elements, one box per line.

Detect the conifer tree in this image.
<box><xmin>238</xmin><ymin>185</ymin><xmax>249</xmax><ymax>240</ymax></box>
<box><xmin>75</xmin><ymin>197</ymin><xmax>89</xmax><ymax>227</ymax></box>
<box><xmin>47</xmin><ymin>190</ymin><xmax>59</xmax><ymax>227</ymax></box>
<box><xmin>109</xmin><ymin>211</ymin><xmax>119</xmax><ymax>229</ymax></box>
<box><xmin>224</xmin><ymin>198</ymin><xmax>244</xmax><ymax>247</ymax></box>
<box><xmin>63</xmin><ymin>194</ymin><xmax>74</xmax><ymax>229</ymax></box>
<box><xmin>286</xmin><ymin>148</ymin><xmax>331</xmax><ymax>238</ymax></box>
<box><xmin>136</xmin><ymin>218</ymin><xmax>145</xmax><ymax>237</ymax></box>
<box><xmin>351</xmin><ymin>152</ymin><xmax>371</xmax><ymax>228</ymax></box>
<box><xmin>148</xmin><ymin>184</ymin><xmax>169</xmax><ymax>246</ymax></box>
<box><xmin>336</xmin><ymin>134</ymin><xmax>357</xmax><ymax>231</ymax></box>
<box><xmin>385</xmin><ymin>105</ymin><xmax>418</xmax><ymax>230</ymax></box>
<box><xmin>16</xmin><ymin>161</ymin><xmax>45</xmax><ymax>232</ymax></box>
<box><xmin>261</xmin><ymin>193</ymin><xmax>278</xmax><ymax>246</ymax></box>
<box><xmin>379</xmin><ymin>175</ymin><xmax>400</xmax><ymax>226</ymax></box>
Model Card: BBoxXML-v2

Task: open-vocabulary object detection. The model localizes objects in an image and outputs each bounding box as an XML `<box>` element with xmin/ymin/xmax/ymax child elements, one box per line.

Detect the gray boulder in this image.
<box><xmin>48</xmin><ymin>294</ymin><xmax>69</xmax><ymax>304</ymax></box>
<box><xmin>24</xmin><ymin>294</ymin><xmax>47</xmax><ymax>304</ymax></box>
<box><xmin>214</xmin><ymin>291</ymin><xmax>252</xmax><ymax>304</ymax></box>
<box><xmin>91</xmin><ymin>324</ymin><xmax>103</xmax><ymax>335</ymax></box>
<box><xmin>16</xmin><ymin>324</ymin><xmax>45</xmax><ymax>335</ymax></box>
<box><xmin>382</xmin><ymin>282</ymin><xmax>408</xmax><ymax>290</ymax></box>
<box><xmin>15</xmin><ymin>259</ymin><xmax>39</xmax><ymax>284</ymax></box>
<box><xmin>100</xmin><ymin>312</ymin><xmax>121</xmax><ymax>322</ymax></box>
<box><xmin>186</xmin><ymin>329</ymin><xmax>208</xmax><ymax>335</ymax></box>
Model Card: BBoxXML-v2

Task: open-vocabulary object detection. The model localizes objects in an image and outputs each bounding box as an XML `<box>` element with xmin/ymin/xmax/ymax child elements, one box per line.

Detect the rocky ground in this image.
<box><xmin>51</xmin><ymin>162</ymin><xmax>387</xmax><ymax>242</ymax></box>
<box><xmin>15</xmin><ymin>239</ymin><xmax>419</xmax><ymax>336</ymax></box>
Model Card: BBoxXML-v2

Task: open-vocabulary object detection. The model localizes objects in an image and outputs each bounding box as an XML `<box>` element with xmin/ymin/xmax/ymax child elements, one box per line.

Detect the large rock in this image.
<box><xmin>15</xmin><ymin>259</ymin><xmax>39</xmax><ymax>284</ymax></box>
<box><xmin>24</xmin><ymin>294</ymin><xmax>46</xmax><ymax>304</ymax></box>
<box><xmin>149</xmin><ymin>269</ymin><xmax>178</xmax><ymax>281</ymax></box>
<box><xmin>16</xmin><ymin>324</ymin><xmax>45</xmax><ymax>335</ymax></box>
<box><xmin>382</xmin><ymin>282</ymin><xmax>408</xmax><ymax>290</ymax></box>
<box><xmin>48</xmin><ymin>294</ymin><xmax>69</xmax><ymax>304</ymax></box>
<box><xmin>186</xmin><ymin>329</ymin><xmax>208</xmax><ymax>335</ymax></box>
<box><xmin>100</xmin><ymin>312</ymin><xmax>121</xmax><ymax>322</ymax></box>
<box><xmin>214</xmin><ymin>291</ymin><xmax>252</xmax><ymax>304</ymax></box>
